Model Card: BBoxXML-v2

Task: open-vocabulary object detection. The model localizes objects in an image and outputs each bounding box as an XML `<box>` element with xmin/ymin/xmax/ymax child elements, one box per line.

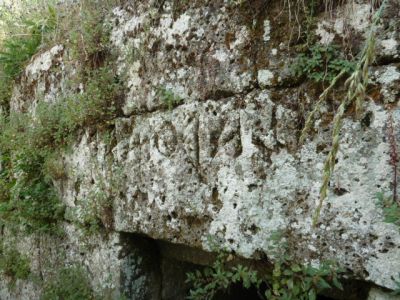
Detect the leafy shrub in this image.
<box><xmin>187</xmin><ymin>233</ymin><xmax>344</xmax><ymax>300</ymax></box>
<box><xmin>41</xmin><ymin>266</ymin><xmax>95</xmax><ymax>300</ymax></box>
<box><xmin>0</xmin><ymin>243</ymin><xmax>31</xmax><ymax>288</ymax></box>
<box><xmin>0</xmin><ymin>148</ymin><xmax>65</xmax><ymax>234</ymax></box>
<box><xmin>186</xmin><ymin>251</ymin><xmax>261</xmax><ymax>300</ymax></box>
<box><xmin>0</xmin><ymin>0</ymin><xmax>123</xmax><ymax>236</ymax></box>
<box><xmin>266</xmin><ymin>255</ymin><xmax>343</xmax><ymax>300</ymax></box>
<box><xmin>69</xmin><ymin>66</ymin><xmax>123</xmax><ymax>128</ymax></box>
<box><xmin>0</xmin><ymin>112</ymin><xmax>64</xmax><ymax>234</ymax></box>
<box><xmin>0</xmin><ymin>65</ymin><xmax>122</xmax><ymax>234</ymax></box>
<box><xmin>265</xmin><ymin>231</ymin><xmax>343</xmax><ymax>300</ymax></box>
<box><xmin>292</xmin><ymin>43</ymin><xmax>355</xmax><ymax>83</ymax></box>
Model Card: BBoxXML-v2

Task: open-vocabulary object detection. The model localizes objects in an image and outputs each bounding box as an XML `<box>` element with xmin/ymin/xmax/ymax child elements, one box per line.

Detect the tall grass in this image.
<box><xmin>299</xmin><ymin>0</ymin><xmax>389</xmax><ymax>226</ymax></box>
<box><xmin>0</xmin><ymin>2</ymin><xmax>57</xmax><ymax>111</ymax></box>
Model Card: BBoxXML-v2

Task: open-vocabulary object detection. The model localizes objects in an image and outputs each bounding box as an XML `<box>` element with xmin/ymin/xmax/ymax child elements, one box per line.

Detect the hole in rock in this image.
<box><xmin>211</xmin><ymin>283</ymin><xmax>261</xmax><ymax>300</ymax></box>
<box><xmin>116</xmin><ymin>233</ymin><xmax>374</xmax><ymax>300</ymax></box>
<box><xmin>361</xmin><ymin>111</ymin><xmax>373</xmax><ymax>127</ymax></box>
<box><xmin>212</xmin><ymin>285</ymin><xmax>337</xmax><ymax>300</ymax></box>
<box><xmin>333</xmin><ymin>187</ymin><xmax>349</xmax><ymax>196</ymax></box>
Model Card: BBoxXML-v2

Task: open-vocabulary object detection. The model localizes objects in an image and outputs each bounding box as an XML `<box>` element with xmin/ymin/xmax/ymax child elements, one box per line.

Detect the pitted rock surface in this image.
<box><xmin>2</xmin><ymin>0</ymin><xmax>400</xmax><ymax>299</ymax></box>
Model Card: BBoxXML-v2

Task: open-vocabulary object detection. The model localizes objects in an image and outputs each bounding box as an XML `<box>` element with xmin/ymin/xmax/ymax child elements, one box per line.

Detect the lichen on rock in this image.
<box><xmin>1</xmin><ymin>0</ymin><xmax>400</xmax><ymax>299</ymax></box>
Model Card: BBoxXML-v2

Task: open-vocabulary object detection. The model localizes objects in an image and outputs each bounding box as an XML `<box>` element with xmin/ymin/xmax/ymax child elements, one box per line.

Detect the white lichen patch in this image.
<box><xmin>25</xmin><ymin>45</ymin><xmax>63</xmax><ymax>83</ymax></box>
<box><xmin>263</xmin><ymin>19</ymin><xmax>271</xmax><ymax>42</ymax></box>
<box><xmin>346</xmin><ymin>3</ymin><xmax>372</xmax><ymax>33</ymax></box>
<box><xmin>231</xmin><ymin>26</ymin><xmax>250</xmax><ymax>49</ymax></box>
<box><xmin>374</xmin><ymin>66</ymin><xmax>400</xmax><ymax>103</ymax></box>
<box><xmin>159</xmin><ymin>13</ymin><xmax>191</xmax><ymax>46</ymax></box>
<box><xmin>376</xmin><ymin>66</ymin><xmax>400</xmax><ymax>85</ymax></box>
<box><xmin>212</xmin><ymin>49</ymin><xmax>230</xmax><ymax>62</ymax></box>
<box><xmin>316</xmin><ymin>21</ymin><xmax>335</xmax><ymax>45</ymax></box>
<box><xmin>257</xmin><ymin>69</ymin><xmax>274</xmax><ymax>87</ymax></box>
<box><xmin>379</xmin><ymin>38</ymin><xmax>399</xmax><ymax>58</ymax></box>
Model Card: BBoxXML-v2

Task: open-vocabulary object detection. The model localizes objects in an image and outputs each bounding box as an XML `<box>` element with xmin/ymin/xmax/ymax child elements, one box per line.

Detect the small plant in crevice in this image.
<box><xmin>74</xmin><ymin>182</ymin><xmax>114</xmax><ymax>235</ymax></box>
<box><xmin>0</xmin><ymin>242</ymin><xmax>31</xmax><ymax>288</ymax></box>
<box><xmin>376</xmin><ymin>111</ymin><xmax>400</xmax><ymax>227</ymax></box>
<box><xmin>156</xmin><ymin>86</ymin><xmax>183</xmax><ymax>110</ymax></box>
<box><xmin>70</xmin><ymin>162</ymin><xmax>125</xmax><ymax>235</ymax></box>
<box><xmin>299</xmin><ymin>0</ymin><xmax>388</xmax><ymax>225</ymax></box>
<box><xmin>377</xmin><ymin>192</ymin><xmax>400</xmax><ymax>227</ymax></box>
<box><xmin>377</xmin><ymin>111</ymin><xmax>400</xmax><ymax>228</ymax></box>
<box><xmin>292</xmin><ymin>43</ymin><xmax>355</xmax><ymax>84</ymax></box>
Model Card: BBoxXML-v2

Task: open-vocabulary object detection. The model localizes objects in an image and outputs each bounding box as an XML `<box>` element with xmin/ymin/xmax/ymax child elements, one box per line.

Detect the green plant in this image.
<box><xmin>0</xmin><ymin>0</ymin><xmax>123</xmax><ymax>236</ymax></box>
<box><xmin>0</xmin><ymin>6</ymin><xmax>56</xmax><ymax>79</ymax></box>
<box><xmin>156</xmin><ymin>86</ymin><xmax>183</xmax><ymax>110</ymax></box>
<box><xmin>186</xmin><ymin>233</ymin><xmax>344</xmax><ymax>300</ymax></box>
<box><xmin>0</xmin><ymin>243</ymin><xmax>31</xmax><ymax>288</ymax></box>
<box><xmin>71</xmin><ymin>162</ymin><xmax>125</xmax><ymax>235</ymax></box>
<box><xmin>0</xmin><ymin>5</ymin><xmax>56</xmax><ymax>111</ymax></box>
<box><xmin>292</xmin><ymin>43</ymin><xmax>355</xmax><ymax>83</ymax></box>
<box><xmin>186</xmin><ymin>251</ymin><xmax>261</xmax><ymax>300</ymax></box>
<box><xmin>300</xmin><ymin>0</ymin><xmax>388</xmax><ymax>225</ymax></box>
<box><xmin>377</xmin><ymin>192</ymin><xmax>400</xmax><ymax>227</ymax></box>
<box><xmin>41</xmin><ymin>265</ymin><xmax>95</xmax><ymax>300</ymax></box>
<box><xmin>265</xmin><ymin>232</ymin><xmax>343</xmax><ymax>300</ymax></box>
<box><xmin>62</xmin><ymin>0</ymin><xmax>119</xmax><ymax>67</ymax></box>
<box><xmin>0</xmin><ymin>65</ymin><xmax>122</xmax><ymax>234</ymax></box>
<box><xmin>0</xmin><ymin>113</ymin><xmax>65</xmax><ymax>234</ymax></box>
<box><xmin>72</xmin><ymin>184</ymin><xmax>111</xmax><ymax>236</ymax></box>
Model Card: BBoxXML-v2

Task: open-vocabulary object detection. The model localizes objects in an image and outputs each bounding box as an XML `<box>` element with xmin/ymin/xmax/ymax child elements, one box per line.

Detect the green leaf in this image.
<box><xmin>291</xmin><ymin>264</ymin><xmax>302</xmax><ymax>273</ymax></box>
<box><xmin>332</xmin><ymin>277</ymin><xmax>343</xmax><ymax>290</ymax></box>
<box><xmin>317</xmin><ymin>278</ymin><xmax>332</xmax><ymax>290</ymax></box>
<box><xmin>308</xmin><ymin>289</ymin><xmax>317</xmax><ymax>300</ymax></box>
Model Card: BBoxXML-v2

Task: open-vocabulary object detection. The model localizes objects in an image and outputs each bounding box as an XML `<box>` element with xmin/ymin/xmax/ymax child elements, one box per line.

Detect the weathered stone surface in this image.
<box><xmin>0</xmin><ymin>225</ymin><xmax>122</xmax><ymax>300</ymax></box>
<box><xmin>2</xmin><ymin>0</ymin><xmax>400</xmax><ymax>299</ymax></box>
<box><xmin>368</xmin><ymin>287</ymin><xmax>400</xmax><ymax>300</ymax></box>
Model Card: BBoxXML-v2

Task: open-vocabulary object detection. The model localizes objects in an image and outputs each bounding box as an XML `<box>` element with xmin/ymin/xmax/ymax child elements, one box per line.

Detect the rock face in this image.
<box><xmin>1</xmin><ymin>0</ymin><xmax>400</xmax><ymax>299</ymax></box>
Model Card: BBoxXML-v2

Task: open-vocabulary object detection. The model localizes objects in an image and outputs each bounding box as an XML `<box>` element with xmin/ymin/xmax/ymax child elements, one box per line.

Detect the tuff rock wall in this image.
<box><xmin>1</xmin><ymin>0</ymin><xmax>400</xmax><ymax>299</ymax></box>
